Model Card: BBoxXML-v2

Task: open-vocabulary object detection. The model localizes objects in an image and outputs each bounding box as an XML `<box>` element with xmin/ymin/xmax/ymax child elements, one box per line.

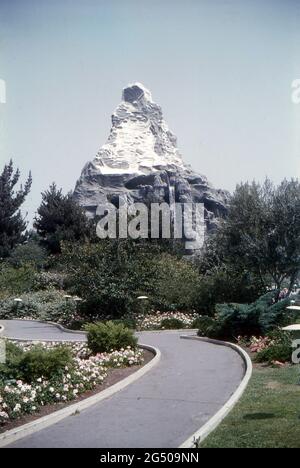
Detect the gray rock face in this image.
<box><xmin>74</xmin><ymin>82</ymin><xmax>229</xmax><ymax>232</ymax></box>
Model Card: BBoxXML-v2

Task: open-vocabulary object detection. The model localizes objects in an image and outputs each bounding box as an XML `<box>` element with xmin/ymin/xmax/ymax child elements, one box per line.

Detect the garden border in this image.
<box><xmin>0</xmin><ymin>343</ymin><xmax>160</xmax><ymax>448</ymax></box>
<box><xmin>178</xmin><ymin>335</ymin><xmax>253</xmax><ymax>448</ymax></box>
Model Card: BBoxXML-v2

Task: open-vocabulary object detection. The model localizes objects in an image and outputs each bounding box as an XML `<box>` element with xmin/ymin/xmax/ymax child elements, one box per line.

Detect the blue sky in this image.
<box><xmin>0</xmin><ymin>0</ymin><xmax>300</xmax><ymax>222</ymax></box>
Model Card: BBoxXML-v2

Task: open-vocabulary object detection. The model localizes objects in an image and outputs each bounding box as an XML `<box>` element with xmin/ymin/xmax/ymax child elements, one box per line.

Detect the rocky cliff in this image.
<box><xmin>74</xmin><ymin>82</ymin><xmax>229</xmax><ymax>233</ymax></box>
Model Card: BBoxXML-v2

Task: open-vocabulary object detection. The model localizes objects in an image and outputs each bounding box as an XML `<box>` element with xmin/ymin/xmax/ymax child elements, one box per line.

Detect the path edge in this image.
<box><xmin>0</xmin><ymin>343</ymin><xmax>160</xmax><ymax>448</ymax></box>
<box><xmin>179</xmin><ymin>335</ymin><xmax>253</xmax><ymax>448</ymax></box>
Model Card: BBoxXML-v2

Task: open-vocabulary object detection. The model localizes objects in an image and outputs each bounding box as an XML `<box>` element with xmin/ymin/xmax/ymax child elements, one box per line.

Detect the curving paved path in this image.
<box><xmin>0</xmin><ymin>320</ymin><xmax>245</xmax><ymax>448</ymax></box>
<box><xmin>0</xmin><ymin>319</ymin><xmax>86</xmax><ymax>342</ymax></box>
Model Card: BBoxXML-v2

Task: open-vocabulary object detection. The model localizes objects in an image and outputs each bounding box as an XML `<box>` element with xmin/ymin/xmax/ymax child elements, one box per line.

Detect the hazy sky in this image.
<box><xmin>0</xmin><ymin>0</ymin><xmax>300</xmax><ymax>223</ymax></box>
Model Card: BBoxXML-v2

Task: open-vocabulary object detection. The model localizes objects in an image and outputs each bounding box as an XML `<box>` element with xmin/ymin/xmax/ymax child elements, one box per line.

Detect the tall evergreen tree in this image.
<box><xmin>0</xmin><ymin>160</ymin><xmax>32</xmax><ymax>258</ymax></box>
<box><xmin>34</xmin><ymin>183</ymin><xmax>91</xmax><ymax>254</ymax></box>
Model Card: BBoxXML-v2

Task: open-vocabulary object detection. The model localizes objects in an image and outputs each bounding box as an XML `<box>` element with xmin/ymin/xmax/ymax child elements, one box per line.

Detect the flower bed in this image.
<box><xmin>237</xmin><ymin>330</ymin><xmax>295</xmax><ymax>365</ymax></box>
<box><xmin>137</xmin><ymin>311</ymin><xmax>198</xmax><ymax>330</ymax></box>
<box><xmin>237</xmin><ymin>335</ymin><xmax>273</xmax><ymax>353</ymax></box>
<box><xmin>0</xmin><ymin>341</ymin><xmax>143</xmax><ymax>426</ymax></box>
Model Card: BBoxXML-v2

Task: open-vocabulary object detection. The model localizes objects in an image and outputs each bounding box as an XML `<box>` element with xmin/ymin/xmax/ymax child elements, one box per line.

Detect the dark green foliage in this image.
<box><xmin>259</xmin><ymin>297</ymin><xmax>291</xmax><ymax>331</ymax></box>
<box><xmin>255</xmin><ymin>344</ymin><xmax>292</xmax><ymax>364</ymax></box>
<box><xmin>63</xmin><ymin>240</ymin><xmax>155</xmax><ymax>318</ymax></box>
<box><xmin>0</xmin><ymin>344</ymin><xmax>73</xmax><ymax>383</ymax></box>
<box><xmin>160</xmin><ymin>318</ymin><xmax>185</xmax><ymax>329</ymax></box>
<box><xmin>0</xmin><ymin>160</ymin><xmax>32</xmax><ymax>258</ymax></box>
<box><xmin>111</xmin><ymin>318</ymin><xmax>137</xmax><ymax>330</ymax></box>
<box><xmin>34</xmin><ymin>184</ymin><xmax>92</xmax><ymax>254</ymax></box>
<box><xmin>62</xmin><ymin>239</ymin><xmax>214</xmax><ymax>318</ymax></box>
<box><xmin>0</xmin><ymin>263</ymin><xmax>36</xmax><ymax>296</ymax></box>
<box><xmin>197</xmin><ymin>292</ymin><xmax>291</xmax><ymax>340</ymax></box>
<box><xmin>215</xmin><ymin>302</ymin><xmax>261</xmax><ymax>338</ymax></box>
<box><xmin>197</xmin><ymin>179</ymin><xmax>300</xmax><ymax>303</ymax></box>
<box><xmin>85</xmin><ymin>321</ymin><xmax>138</xmax><ymax>354</ymax></box>
<box><xmin>7</xmin><ymin>240</ymin><xmax>47</xmax><ymax>269</ymax></box>
<box><xmin>194</xmin><ymin>268</ymin><xmax>263</xmax><ymax>315</ymax></box>
<box><xmin>192</xmin><ymin>316</ymin><xmax>209</xmax><ymax>330</ymax></box>
<box><xmin>153</xmin><ymin>254</ymin><xmax>201</xmax><ymax>311</ymax></box>
<box><xmin>197</xmin><ymin>316</ymin><xmax>225</xmax><ymax>339</ymax></box>
<box><xmin>0</xmin><ymin>342</ymin><xmax>24</xmax><ymax>382</ymax></box>
<box><xmin>17</xmin><ymin>346</ymin><xmax>73</xmax><ymax>382</ymax></box>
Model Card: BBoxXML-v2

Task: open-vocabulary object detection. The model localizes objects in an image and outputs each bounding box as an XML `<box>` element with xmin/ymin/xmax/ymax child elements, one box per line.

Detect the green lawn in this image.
<box><xmin>201</xmin><ymin>364</ymin><xmax>300</xmax><ymax>448</ymax></box>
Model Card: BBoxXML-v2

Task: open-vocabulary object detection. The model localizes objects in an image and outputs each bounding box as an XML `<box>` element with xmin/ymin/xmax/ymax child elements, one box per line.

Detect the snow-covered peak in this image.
<box><xmin>93</xmin><ymin>83</ymin><xmax>185</xmax><ymax>174</ymax></box>
<box><xmin>122</xmin><ymin>82</ymin><xmax>153</xmax><ymax>104</ymax></box>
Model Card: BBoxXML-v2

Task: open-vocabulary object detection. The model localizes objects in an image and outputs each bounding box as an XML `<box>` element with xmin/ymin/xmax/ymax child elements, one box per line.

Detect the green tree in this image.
<box><xmin>204</xmin><ymin>179</ymin><xmax>300</xmax><ymax>298</ymax></box>
<box><xmin>34</xmin><ymin>184</ymin><xmax>92</xmax><ymax>254</ymax></box>
<box><xmin>61</xmin><ymin>239</ymin><xmax>158</xmax><ymax>318</ymax></box>
<box><xmin>0</xmin><ymin>160</ymin><xmax>32</xmax><ymax>258</ymax></box>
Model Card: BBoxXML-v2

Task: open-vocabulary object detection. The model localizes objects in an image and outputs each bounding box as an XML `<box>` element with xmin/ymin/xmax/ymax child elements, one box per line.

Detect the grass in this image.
<box><xmin>201</xmin><ymin>364</ymin><xmax>300</xmax><ymax>448</ymax></box>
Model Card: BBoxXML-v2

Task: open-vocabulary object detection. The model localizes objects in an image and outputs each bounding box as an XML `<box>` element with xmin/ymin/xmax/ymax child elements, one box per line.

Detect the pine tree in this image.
<box><xmin>0</xmin><ymin>160</ymin><xmax>32</xmax><ymax>258</ymax></box>
<box><xmin>34</xmin><ymin>183</ymin><xmax>92</xmax><ymax>253</ymax></box>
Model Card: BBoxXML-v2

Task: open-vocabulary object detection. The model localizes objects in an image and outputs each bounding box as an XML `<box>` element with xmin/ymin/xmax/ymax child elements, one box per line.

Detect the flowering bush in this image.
<box><xmin>137</xmin><ymin>311</ymin><xmax>198</xmax><ymax>330</ymax></box>
<box><xmin>237</xmin><ymin>335</ymin><xmax>273</xmax><ymax>353</ymax></box>
<box><xmin>33</xmin><ymin>272</ymin><xmax>66</xmax><ymax>291</ymax></box>
<box><xmin>0</xmin><ymin>341</ymin><xmax>143</xmax><ymax>426</ymax></box>
<box><xmin>237</xmin><ymin>329</ymin><xmax>294</xmax><ymax>365</ymax></box>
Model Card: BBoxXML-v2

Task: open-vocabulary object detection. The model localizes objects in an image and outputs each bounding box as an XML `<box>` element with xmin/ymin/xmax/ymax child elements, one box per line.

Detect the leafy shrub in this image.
<box><xmin>0</xmin><ymin>344</ymin><xmax>73</xmax><ymax>383</ymax></box>
<box><xmin>192</xmin><ymin>316</ymin><xmax>210</xmax><ymax>329</ymax></box>
<box><xmin>197</xmin><ymin>292</ymin><xmax>289</xmax><ymax>340</ymax></box>
<box><xmin>62</xmin><ymin>241</ymin><xmax>159</xmax><ymax>318</ymax></box>
<box><xmin>196</xmin><ymin>316</ymin><xmax>224</xmax><ymax>338</ymax></box>
<box><xmin>259</xmin><ymin>297</ymin><xmax>292</xmax><ymax>332</ymax></box>
<box><xmin>153</xmin><ymin>254</ymin><xmax>201</xmax><ymax>311</ymax></box>
<box><xmin>0</xmin><ymin>342</ymin><xmax>24</xmax><ymax>382</ymax></box>
<box><xmin>160</xmin><ymin>318</ymin><xmax>185</xmax><ymax>329</ymax></box>
<box><xmin>198</xmin><ymin>271</ymin><xmax>262</xmax><ymax>316</ymax></box>
<box><xmin>254</xmin><ymin>344</ymin><xmax>292</xmax><ymax>364</ymax></box>
<box><xmin>17</xmin><ymin>346</ymin><xmax>73</xmax><ymax>382</ymax></box>
<box><xmin>7</xmin><ymin>241</ymin><xmax>47</xmax><ymax>269</ymax></box>
<box><xmin>111</xmin><ymin>318</ymin><xmax>137</xmax><ymax>330</ymax></box>
<box><xmin>61</xmin><ymin>241</ymin><xmax>208</xmax><ymax>318</ymax></box>
<box><xmin>85</xmin><ymin>321</ymin><xmax>138</xmax><ymax>354</ymax></box>
<box><xmin>215</xmin><ymin>302</ymin><xmax>262</xmax><ymax>338</ymax></box>
<box><xmin>0</xmin><ymin>264</ymin><xmax>36</xmax><ymax>296</ymax></box>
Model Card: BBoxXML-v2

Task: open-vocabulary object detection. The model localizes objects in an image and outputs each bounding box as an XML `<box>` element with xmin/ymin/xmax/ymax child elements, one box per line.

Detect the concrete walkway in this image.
<box><xmin>0</xmin><ymin>319</ymin><xmax>86</xmax><ymax>342</ymax></box>
<box><xmin>0</xmin><ymin>320</ymin><xmax>245</xmax><ymax>448</ymax></box>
